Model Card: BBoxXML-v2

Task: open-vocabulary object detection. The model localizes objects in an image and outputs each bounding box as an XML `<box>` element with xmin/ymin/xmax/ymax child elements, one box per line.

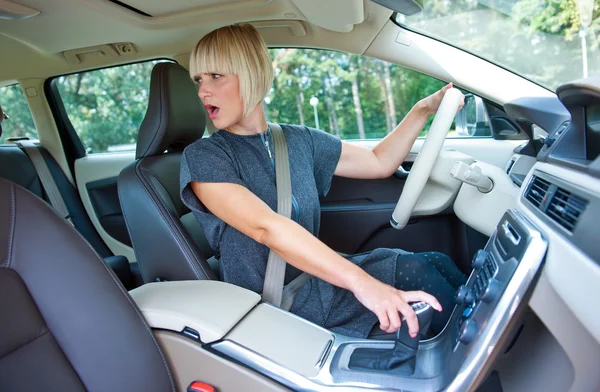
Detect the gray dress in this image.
<box><xmin>180</xmin><ymin>124</ymin><xmax>400</xmax><ymax>338</ymax></box>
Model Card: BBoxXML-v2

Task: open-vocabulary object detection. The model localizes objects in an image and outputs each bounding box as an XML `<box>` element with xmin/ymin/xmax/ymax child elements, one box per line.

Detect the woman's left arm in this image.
<box><xmin>334</xmin><ymin>83</ymin><xmax>461</xmax><ymax>179</ymax></box>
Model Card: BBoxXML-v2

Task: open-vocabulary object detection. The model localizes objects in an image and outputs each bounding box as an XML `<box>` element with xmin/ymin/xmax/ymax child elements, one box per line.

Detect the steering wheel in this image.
<box><xmin>391</xmin><ymin>88</ymin><xmax>464</xmax><ymax>230</ymax></box>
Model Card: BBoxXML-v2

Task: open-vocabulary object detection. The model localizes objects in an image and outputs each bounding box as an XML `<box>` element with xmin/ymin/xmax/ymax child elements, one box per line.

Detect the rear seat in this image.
<box><xmin>0</xmin><ymin>143</ymin><xmax>136</xmax><ymax>288</ymax></box>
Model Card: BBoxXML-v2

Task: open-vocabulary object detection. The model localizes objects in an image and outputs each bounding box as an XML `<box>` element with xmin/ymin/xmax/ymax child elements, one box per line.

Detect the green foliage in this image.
<box><xmin>55</xmin><ymin>60</ymin><xmax>165</xmax><ymax>153</ymax></box>
<box><xmin>405</xmin><ymin>0</ymin><xmax>600</xmax><ymax>90</ymax></box>
<box><xmin>268</xmin><ymin>49</ymin><xmax>446</xmax><ymax>140</ymax></box>
<box><xmin>0</xmin><ymin>84</ymin><xmax>37</xmax><ymax>143</ymax></box>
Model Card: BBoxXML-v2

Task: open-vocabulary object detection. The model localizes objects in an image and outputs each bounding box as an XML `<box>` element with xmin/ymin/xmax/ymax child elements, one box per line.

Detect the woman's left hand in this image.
<box><xmin>420</xmin><ymin>83</ymin><xmax>465</xmax><ymax>116</ymax></box>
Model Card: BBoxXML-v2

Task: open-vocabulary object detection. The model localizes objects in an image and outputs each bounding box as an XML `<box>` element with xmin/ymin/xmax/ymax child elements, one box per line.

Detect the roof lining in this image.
<box><xmin>108</xmin><ymin>0</ymin><xmax>151</xmax><ymax>17</ymax></box>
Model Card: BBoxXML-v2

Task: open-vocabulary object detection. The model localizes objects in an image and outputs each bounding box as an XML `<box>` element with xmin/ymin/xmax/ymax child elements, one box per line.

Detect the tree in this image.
<box><xmin>0</xmin><ymin>84</ymin><xmax>37</xmax><ymax>142</ymax></box>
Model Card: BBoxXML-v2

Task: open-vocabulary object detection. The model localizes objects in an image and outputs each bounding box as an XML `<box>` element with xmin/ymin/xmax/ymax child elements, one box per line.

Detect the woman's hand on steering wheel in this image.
<box><xmin>351</xmin><ymin>276</ymin><xmax>442</xmax><ymax>337</ymax></box>
<box><xmin>420</xmin><ymin>83</ymin><xmax>465</xmax><ymax>115</ymax></box>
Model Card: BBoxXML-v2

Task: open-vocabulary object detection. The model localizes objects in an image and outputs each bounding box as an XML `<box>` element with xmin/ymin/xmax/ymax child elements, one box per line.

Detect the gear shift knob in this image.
<box><xmin>348</xmin><ymin>301</ymin><xmax>435</xmax><ymax>372</ymax></box>
<box><xmin>396</xmin><ymin>301</ymin><xmax>434</xmax><ymax>348</ymax></box>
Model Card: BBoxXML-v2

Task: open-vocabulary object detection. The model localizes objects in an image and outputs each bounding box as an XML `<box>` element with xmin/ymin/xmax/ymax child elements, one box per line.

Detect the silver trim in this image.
<box><xmin>501</xmin><ymin>220</ymin><xmax>521</xmax><ymax>245</ymax></box>
<box><xmin>210</xmin><ymin>210</ymin><xmax>547</xmax><ymax>392</ymax></box>
<box><xmin>446</xmin><ymin>209</ymin><xmax>547</xmax><ymax>391</ymax></box>
<box><xmin>316</xmin><ymin>339</ymin><xmax>333</xmax><ymax>368</ymax></box>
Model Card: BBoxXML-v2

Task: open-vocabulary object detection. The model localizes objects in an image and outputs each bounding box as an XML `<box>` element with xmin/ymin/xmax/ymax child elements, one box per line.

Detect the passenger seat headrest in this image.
<box><xmin>136</xmin><ymin>62</ymin><xmax>206</xmax><ymax>159</ymax></box>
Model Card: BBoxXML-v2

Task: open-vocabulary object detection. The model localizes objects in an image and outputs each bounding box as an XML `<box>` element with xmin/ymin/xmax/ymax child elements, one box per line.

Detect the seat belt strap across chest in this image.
<box><xmin>262</xmin><ymin>123</ymin><xmax>310</xmax><ymax>310</ymax></box>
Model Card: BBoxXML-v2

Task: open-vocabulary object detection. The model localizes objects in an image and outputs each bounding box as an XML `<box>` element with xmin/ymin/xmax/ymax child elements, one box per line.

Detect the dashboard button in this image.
<box><xmin>481</xmin><ymin>279</ymin><xmax>502</xmax><ymax>303</ymax></box>
<box><xmin>472</xmin><ymin>250</ymin><xmax>488</xmax><ymax>270</ymax></box>
<box><xmin>459</xmin><ymin>319</ymin><xmax>478</xmax><ymax>345</ymax></box>
<box><xmin>455</xmin><ymin>285</ymin><xmax>475</xmax><ymax>305</ymax></box>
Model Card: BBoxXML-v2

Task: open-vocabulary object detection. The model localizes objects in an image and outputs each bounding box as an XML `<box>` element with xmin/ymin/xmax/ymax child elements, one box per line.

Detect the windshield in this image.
<box><xmin>396</xmin><ymin>0</ymin><xmax>600</xmax><ymax>91</ymax></box>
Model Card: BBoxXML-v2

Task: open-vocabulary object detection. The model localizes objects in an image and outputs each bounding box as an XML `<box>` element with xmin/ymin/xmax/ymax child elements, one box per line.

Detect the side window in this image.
<box><xmin>54</xmin><ymin>60</ymin><xmax>170</xmax><ymax>154</ymax></box>
<box><xmin>267</xmin><ymin>49</ymin><xmax>492</xmax><ymax>139</ymax></box>
<box><xmin>0</xmin><ymin>84</ymin><xmax>38</xmax><ymax>144</ymax></box>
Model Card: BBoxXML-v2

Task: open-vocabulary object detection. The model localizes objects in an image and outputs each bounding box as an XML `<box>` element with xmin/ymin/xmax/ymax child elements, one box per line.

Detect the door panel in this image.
<box><xmin>75</xmin><ymin>152</ymin><xmax>135</xmax><ymax>261</ymax></box>
<box><xmin>86</xmin><ymin>177</ymin><xmax>132</xmax><ymax>247</ymax></box>
<box><xmin>318</xmin><ymin>137</ymin><xmax>516</xmax><ymax>273</ymax></box>
<box><xmin>319</xmin><ymin>176</ymin><xmax>474</xmax><ymax>273</ymax></box>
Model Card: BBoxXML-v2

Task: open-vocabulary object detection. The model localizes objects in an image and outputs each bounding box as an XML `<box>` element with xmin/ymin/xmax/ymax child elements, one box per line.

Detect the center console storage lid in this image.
<box><xmin>130</xmin><ymin>281</ymin><xmax>261</xmax><ymax>343</ymax></box>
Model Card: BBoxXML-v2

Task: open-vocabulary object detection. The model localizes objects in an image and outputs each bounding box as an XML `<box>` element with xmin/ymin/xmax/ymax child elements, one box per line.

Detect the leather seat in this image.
<box><xmin>0</xmin><ymin>144</ymin><xmax>112</xmax><ymax>259</ymax></box>
<box><xmin>0</xmin><ymin>177</ymin><xmax>175</xmax><ymax>391</ymax></box>
<box><xmin>118</xmin><ymin>62</ymin><xmax>216</xmax><ymax>283</ymax></box>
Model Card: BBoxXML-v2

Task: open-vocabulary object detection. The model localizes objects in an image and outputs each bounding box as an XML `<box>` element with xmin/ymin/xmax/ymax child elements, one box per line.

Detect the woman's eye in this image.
<box><xmin>212</xmin><ymin>74</ymin><xmax>222</xmax><ymax>79</ymax></box>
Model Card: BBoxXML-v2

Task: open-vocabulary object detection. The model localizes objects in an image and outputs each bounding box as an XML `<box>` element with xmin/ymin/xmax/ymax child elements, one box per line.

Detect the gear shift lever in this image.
<box><xmin>349</xmin><ymin>302</ymin><xmax>434</xmax><ymax>372</ymax></box>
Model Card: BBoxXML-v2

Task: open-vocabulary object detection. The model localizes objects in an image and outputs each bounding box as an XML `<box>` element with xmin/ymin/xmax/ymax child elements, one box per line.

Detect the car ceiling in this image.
<box><xmin>0</xmin><ymin>0</ymin><xmax>393</xmax><ymax>82</ymax></box>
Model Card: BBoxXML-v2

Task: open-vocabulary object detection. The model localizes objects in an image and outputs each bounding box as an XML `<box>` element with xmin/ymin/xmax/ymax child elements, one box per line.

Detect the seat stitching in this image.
<box><xmin>75</xmin><ymin>231</ymin><xmax>177</xmax><ymax>392</ymax></box>
<box><xmin>137</xmin><ymin>165</ymin><xmax>212</xmax><ymax>280</ymax></box>
<box><xmin>5</xmin><ymin>183</ymin><xmax>15</xmax><ymax>268</ymax></box>
<box><xmin>144</xmin><ymin>168</ymin><xmax>211</xmax><ymax>278</ymax></box>
<box><xmin>0</xmin><ymin>328</ymin><xmax>51</xmax><ymax>361</ymax></box>
<box><xmin>141</xmin><ymin>65</ymin><xmax>167</xmax><ymax>158</ymax></box>
<box><xmin>119</xmin><ymin>161</ymin><xmax>149</xmax><ymax>282</ymax></box>
<box><xmin>37</xmin><ymin>204</ymin><xmax>177</xmax><ymax>391</ymax></box>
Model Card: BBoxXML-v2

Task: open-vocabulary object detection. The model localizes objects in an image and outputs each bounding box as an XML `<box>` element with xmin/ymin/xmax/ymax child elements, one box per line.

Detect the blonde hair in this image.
<box><xmin>190</xmin><ymin>23</ymin><xmax>274</xmax><ymax>117</ymax></box>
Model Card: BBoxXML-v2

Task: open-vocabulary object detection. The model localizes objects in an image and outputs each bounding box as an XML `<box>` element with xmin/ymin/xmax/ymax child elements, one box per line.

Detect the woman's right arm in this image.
<box><xmin>191</xmin><ymin>181</ymin><xmax>442</xmax><ymax>336</ymax></box>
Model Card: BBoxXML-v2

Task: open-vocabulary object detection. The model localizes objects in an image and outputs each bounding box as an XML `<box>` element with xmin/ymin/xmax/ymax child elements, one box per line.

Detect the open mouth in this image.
<box><xmin>205</xmin><ymin>104</ymin><xmax>220</xmax><ymax>119</ymax></box>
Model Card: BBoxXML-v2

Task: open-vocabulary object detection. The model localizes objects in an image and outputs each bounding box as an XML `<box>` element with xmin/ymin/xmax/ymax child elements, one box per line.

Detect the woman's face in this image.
<box><xmin>195</xmin><ymin>73</ymin><xmax>244</xmax><ymax>130</ymax></box>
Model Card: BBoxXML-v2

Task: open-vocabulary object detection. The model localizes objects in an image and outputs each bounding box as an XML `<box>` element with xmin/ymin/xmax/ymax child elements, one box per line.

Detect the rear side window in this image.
<box><xmin>0</xmin><ymin>84</ymin><xmax>38</xmax><ymax>144</ymax></box>
<box><xmin>54</xmin><ymin>60</ymin><xmax>171</xmax><ymax>154</ymax></box>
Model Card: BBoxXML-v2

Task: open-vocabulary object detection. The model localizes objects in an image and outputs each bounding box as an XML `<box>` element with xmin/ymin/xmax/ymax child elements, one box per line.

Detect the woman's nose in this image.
<box><xmin>198</xmin><ymin>82</ymin><xmax>211</xmax><ymax>99</ymax></box>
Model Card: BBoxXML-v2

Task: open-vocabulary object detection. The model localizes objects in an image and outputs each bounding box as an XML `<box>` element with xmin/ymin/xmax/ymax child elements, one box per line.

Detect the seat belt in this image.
<box><xmin>263</xmin><ymin>123</ymin><xmax>310</xmax><ymax>310</ymax></box>
<box><xmin>16</xmin><ymin>140</ymin><xmax>71</xmax><ymax>222</ymax></box>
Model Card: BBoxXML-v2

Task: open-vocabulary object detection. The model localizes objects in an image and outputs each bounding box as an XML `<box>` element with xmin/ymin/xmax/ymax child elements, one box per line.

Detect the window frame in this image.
<box><xmin>266</xmin><ymin>47</ymin><xmax>495</xmax><ymax>142</ymax></box>
<box><xmin>45</xmin><ymin>57</ymin><xmax>177</xmax><ymax>160</ymax></box>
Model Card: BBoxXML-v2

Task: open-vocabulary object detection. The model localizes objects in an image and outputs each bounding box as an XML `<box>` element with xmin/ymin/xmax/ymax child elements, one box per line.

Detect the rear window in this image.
<box><xmin>54</xmin><ymin>59</ymin><xmax>171</xmax><ymax>154</ymax></box>
<box><xmin>0</xmin><ymin>84</ymin><xmax>38</xmax><ymax>144</ymax></box>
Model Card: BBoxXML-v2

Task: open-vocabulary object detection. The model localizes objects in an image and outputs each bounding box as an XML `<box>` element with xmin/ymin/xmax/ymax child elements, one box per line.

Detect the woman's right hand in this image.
<box><xmin>351</xmin><ymin>275</ymin><xmax>442</xmax><ymax>337</ymax></box>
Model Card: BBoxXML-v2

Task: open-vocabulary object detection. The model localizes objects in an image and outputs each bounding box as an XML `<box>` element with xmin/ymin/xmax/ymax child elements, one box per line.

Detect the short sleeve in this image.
<box><xmin>305</xmin><ymin>126</ymin><xmax>342</xmax><ymax>197</ymax></box>
<box><xmin>180</xmin><ymin>139</ymin><xmax>246</xmax><ymax>214</ymax></box>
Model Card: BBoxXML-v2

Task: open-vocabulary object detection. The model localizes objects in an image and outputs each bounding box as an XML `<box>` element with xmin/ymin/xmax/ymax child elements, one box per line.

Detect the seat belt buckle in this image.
<box><xmin>187</xmin><ymin>381</ymin><xmax>217</xmax><ymax>392</ymax></box>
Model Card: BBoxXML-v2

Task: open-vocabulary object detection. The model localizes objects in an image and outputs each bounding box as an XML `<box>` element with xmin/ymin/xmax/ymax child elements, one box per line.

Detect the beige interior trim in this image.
<box><xmin>365</xmin><ymin>21</ymin><xmax>554</xmax><ymax>106</ymax></box>
<box><xmin>527</xmin><ymin>272</ymin><xmax>600</xmax><ymax>391</ymax></box>
<box><xmin>518</xmin><ymin>162</ymin><xmax>600</xmax><ymax>344</ymax></box>
<box><xmin>155</xmin><ymin>330</ymin><xmax>289</xmax><ymax>392</ymax></box>
<box><xmin>356</xmin><ymin>138</ymin><xmax>523</xmax><ymax>169</ymax></box>
<box><xmin>454</xmin><ymin>161</ymin><xmax>520</xmax><ymax>236</ymax></box>
<box><xmin>18</xmin><ymin>78</ymin><xmax>74</xmax><ymax>184</ymax></box>
<box><xmin>96</xmin><ymin>0</ymin><xmax>275</xmax><ymax>25</ymax></box>
<box><xmin>252</xmin><ymin>19</ymin><xmax>307</xmax><ymax>36</ymax></box>
<box><xmin>291</xmin><ymin>0</ymin><xmax>363</xmax><ymax>33</ymax></box>
<box><xmin>226</xmin><ymin>304</ymin><xmax>333</xmax><ymax>378</ymax></box>
<box><xmin>130</xmin><ymin>281</ymin><xmax>261</xmax><ymax>343</ymax></box>
<box><xmin>411</xmin><ymin>149</ymin><xmax>474</xmax><ymax>216</ymax></box>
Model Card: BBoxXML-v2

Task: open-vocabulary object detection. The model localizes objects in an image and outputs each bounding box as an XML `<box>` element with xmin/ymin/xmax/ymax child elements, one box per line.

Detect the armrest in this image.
<box><xmin>129</xmin><ymin>281</ymin><xmax>261</xmax><ymax>343</ymax></box>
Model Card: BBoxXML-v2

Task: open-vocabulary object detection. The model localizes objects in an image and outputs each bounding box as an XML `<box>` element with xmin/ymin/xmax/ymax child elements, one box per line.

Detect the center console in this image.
<box><xmin>131</xmin><ymin>209</ymin><xmax>547</xmax><ymax>392</ymax></box>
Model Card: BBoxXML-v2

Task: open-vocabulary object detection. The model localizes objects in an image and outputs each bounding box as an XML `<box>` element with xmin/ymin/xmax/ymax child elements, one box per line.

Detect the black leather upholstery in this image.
<box><xmin>119</xmin><ymin>62</ymin><xmax>216</xmax><ymax>283</ymax></box>
<box><xmin>0</xmin><ymin>145</ymin><xmax>112</xmax><ymax>258</ymax></box>
<box><xmin>0</xmin><ymin>178</ymin><xmax>175</xmax><ymax>391</ymax></box>
<box><xmin>136</xmin><ymin>63</ymin><xmax>207</xmax><ymax>159</ymax></box>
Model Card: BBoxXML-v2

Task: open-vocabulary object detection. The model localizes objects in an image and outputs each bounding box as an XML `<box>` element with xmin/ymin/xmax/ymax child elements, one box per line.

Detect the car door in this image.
<box><xmin>48</xmin><ymin>60</ymin><xmax>171</xmax><ymax>262</ymax></box>
<box><xmin>268</xmin><ymin>48</ymin><xmax>525</xmax><ymax>273</ymax></box>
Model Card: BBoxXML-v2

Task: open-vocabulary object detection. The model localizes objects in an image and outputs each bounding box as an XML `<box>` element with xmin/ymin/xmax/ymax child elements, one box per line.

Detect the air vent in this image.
<box><xmin>546</xmin><ymin>188</ymin><xmax>588</xmax><ymax>232</ymax></box>
<box><xmin>525</xmin><ymin>175</ymin><xmax>588</xmax><ymax>233</ymax></box>
<box><xmin>525</xmin><ymin>176</ymin><xmax>551</xmax><ymax>208</ymax></box>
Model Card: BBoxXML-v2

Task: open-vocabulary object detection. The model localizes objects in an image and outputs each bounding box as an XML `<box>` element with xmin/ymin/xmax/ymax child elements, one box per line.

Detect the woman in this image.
<box><xmin>180</xmin><ymin>23</ymin><xmax>467</xmax><ymax>339</ymax></box>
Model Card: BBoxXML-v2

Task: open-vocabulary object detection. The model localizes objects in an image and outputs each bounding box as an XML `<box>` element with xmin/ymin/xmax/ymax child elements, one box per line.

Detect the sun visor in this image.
<box><xmin>292</xmin><ymin>0</ymin><xmax>364</xmax><ymax>33</ymax></box>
